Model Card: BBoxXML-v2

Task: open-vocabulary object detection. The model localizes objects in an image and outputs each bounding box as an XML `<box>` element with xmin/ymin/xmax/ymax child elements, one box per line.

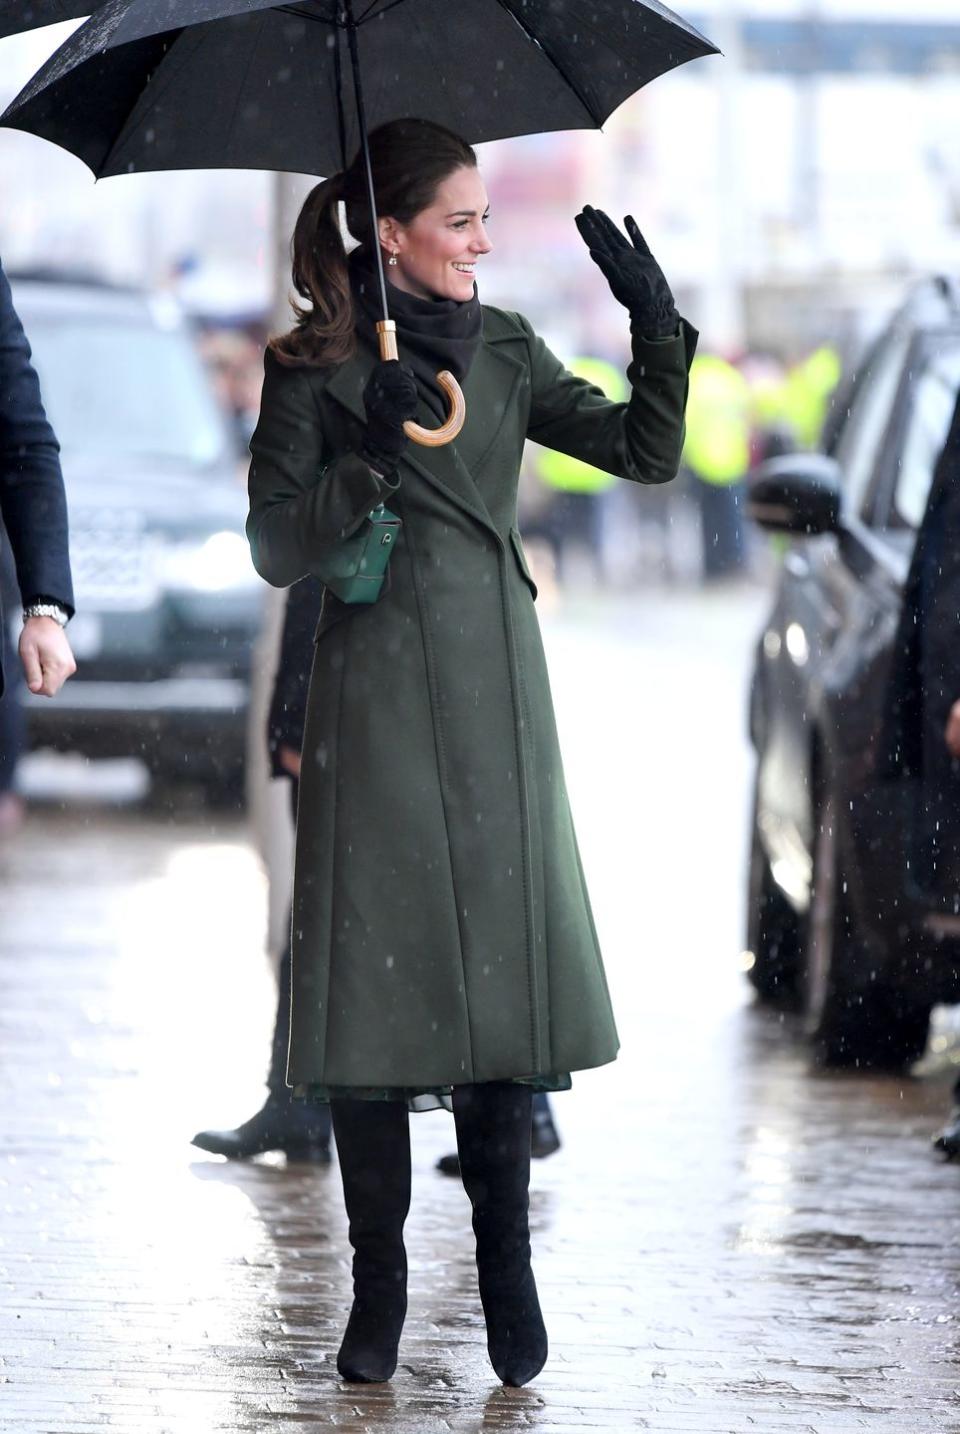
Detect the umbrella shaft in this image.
<box><xmin>344</xmin><ymin>0</ymin><xmax>390</xmax><ymax>324</ymax></box>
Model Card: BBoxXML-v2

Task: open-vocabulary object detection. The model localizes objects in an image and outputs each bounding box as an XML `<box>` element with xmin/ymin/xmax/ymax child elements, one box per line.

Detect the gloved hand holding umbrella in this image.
<box><xmin>0</xmin><ymin>0</ymin><xmax>717</xmax><ymax>447</ymax></box>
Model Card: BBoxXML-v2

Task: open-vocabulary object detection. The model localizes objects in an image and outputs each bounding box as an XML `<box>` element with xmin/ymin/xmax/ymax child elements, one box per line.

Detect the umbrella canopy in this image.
<box><xmin>1</xmin><ymin>0</ymin><xmax>718</xmax><ymax>180</ymax></box>
<box><xmin>1</xmin><ymin>0</ymin><xmax>716</xmax><ymax>445</ymax></box>
<box><xmin>0</xmin><ymin>1</ymin><xmax>91</xmax><ymax>39</ymax></box>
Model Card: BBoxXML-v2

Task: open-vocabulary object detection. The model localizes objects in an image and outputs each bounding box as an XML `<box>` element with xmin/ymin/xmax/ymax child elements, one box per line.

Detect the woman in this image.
<box><xmin>246</xmin><ymin>117</ymin><xmax>696</xmax><ymax>1388</ymax></box>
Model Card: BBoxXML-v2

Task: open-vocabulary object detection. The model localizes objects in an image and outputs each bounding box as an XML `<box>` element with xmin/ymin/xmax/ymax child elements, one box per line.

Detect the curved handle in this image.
<box><xmin>377</xmin><ymin>320</ymin><xmax>466</xmax><ymax>447</ymax></box>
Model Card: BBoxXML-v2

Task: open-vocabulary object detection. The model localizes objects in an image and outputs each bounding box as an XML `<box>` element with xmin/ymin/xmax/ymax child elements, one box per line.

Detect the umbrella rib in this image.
<box><xmin>492</xmin><ymin>0</ymin><xmax>601</xmax><ymax>127</ymax></box>
<box><xmin>357</xmin><ymin>0</ymin><xmax>408</xmax><ymax>22</ymax></box>
<box><xmin>276</xmin><ymin>5</ymin><xmax>341</xmax><ymax>22</ymax></box>
<box><xmin>332</xmin><ymin>17</ymin><xmax>347</xmax><ymax>168</ymax></box>
<box><xmin>221</xmin><ymin>13</ymin><xmax>274</xmax><ymax>166</ymax></box>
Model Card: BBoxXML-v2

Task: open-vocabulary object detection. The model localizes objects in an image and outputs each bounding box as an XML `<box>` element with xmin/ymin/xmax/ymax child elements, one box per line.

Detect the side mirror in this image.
<box><xmin>747</xmin><ymin>454</ymin><xmax>843</xmax><ymax>537</ymax></box>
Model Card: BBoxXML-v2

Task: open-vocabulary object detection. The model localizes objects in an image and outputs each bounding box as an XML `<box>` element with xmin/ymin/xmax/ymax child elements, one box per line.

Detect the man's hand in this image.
<box><xmin>19</xmin><ymin>616</ymin><xmax>76</xmax><ymax>697</ymax></box>
<box><xmin>946</xmin><ymin>700</ymin><xmax>960</xmax><ymax>759</ymax></box>
<box><xmin>278</xmin><ymin>743</ymin><xmax>302</xmax><ymax>779</ymax></box>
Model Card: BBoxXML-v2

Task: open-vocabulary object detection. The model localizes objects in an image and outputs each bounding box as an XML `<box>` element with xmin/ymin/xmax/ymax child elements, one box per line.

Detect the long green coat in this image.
<box><xmin>247</xmin><ymin>305</ymin><xmax>696</xmax><ymax>1092</ymax></box>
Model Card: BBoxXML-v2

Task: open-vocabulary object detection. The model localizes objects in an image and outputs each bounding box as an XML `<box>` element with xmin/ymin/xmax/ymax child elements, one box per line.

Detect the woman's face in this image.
<box><xmin>380</xmin><ymin>166</ymin><xmax>492</xmax><ymax>303</ymax></box>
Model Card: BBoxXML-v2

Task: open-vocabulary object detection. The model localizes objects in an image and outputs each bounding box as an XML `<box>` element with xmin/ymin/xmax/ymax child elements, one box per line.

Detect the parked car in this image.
<box><xmin>7</xmin><ymin>271</ymin><xmax>264</xmax><ymax>802</ymax></box>
<box><xmin>745</xmin><ymin>275</ymin><xmax>960</xmax><ymax>1069</ymax></box>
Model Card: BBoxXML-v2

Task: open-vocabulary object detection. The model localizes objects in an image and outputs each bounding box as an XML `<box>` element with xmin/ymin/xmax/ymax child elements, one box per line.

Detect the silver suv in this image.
<box><xmin>8</xmin><ymin>272</ymin><xmax>264</xmax><ymax>801</ymax></box>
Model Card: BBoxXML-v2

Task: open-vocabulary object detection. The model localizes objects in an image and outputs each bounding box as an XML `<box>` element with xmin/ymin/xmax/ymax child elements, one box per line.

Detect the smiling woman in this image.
<box><xmin>246</xmin><ymin>115</ymin><xmax>697</xmax><ymax>1391</ymax></box>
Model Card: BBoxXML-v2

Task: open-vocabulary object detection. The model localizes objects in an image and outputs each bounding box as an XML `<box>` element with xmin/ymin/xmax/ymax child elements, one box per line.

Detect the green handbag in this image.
<box><xmin>318</xmin><ymin>503</ymin><xmax>402</xmax><ymax>605</ymax></box>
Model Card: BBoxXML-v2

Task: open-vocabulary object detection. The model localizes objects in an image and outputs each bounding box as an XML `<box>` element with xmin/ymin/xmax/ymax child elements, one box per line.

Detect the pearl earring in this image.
<box><xmin>387</xmin><ymin>251</ymin><xmax>398</xmax><ymax>267</ymax></box>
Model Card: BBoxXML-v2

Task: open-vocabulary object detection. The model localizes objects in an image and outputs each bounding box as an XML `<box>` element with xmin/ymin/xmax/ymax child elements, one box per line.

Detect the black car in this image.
<box><xmin>746</xmin><ymin>275</ymin><xmax>960</xmax><ymax>1069</ymax></box>
<box><xmin>7</xmin><ymin>273</ymin><xmax>264</xmax><ymax>800</ymax></box>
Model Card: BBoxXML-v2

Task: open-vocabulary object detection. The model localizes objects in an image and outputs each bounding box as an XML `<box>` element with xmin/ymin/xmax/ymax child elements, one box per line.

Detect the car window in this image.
<box><xmin>22</xmin><ymin>311</ymin><xmax>231</xmax><ymax>470</ymax></box>
<box><xmin>891</xmin><ymin>338</ymin><xmax>960</xmax><ymax>530</ymax></box>
<box><xmin>832</xmin><ymin>328</ymin><xmax>911</xmax><ymax>519</ymax></box>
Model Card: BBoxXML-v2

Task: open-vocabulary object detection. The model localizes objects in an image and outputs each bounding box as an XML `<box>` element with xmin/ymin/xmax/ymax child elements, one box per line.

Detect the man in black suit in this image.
<box><xmin>0</xmin><ymin>259</ymin><xmax>76</xmax><ymax>827</ymax></box>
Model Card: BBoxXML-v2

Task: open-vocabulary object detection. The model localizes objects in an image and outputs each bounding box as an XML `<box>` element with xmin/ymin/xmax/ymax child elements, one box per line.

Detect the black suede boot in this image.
<box><xmin>453</xmin><ymin>1082</ymin><xmax>548</xmax><ymax>1387</ymax></box>
<box><xmin>330</xmin><ymin>1098</ymin><xmax>411</xmax><ymax>1383</ymax></box>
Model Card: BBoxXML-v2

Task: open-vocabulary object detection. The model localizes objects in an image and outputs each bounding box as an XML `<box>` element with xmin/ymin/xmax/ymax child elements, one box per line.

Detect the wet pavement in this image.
<box><xmin>3</xmin><ymin>583</ymin><xmax>960</xmax><ymax>1433</ymax></box>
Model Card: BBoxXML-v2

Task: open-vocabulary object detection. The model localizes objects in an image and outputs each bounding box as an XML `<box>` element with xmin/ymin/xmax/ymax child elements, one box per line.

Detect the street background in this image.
<box><xmin>4</xmin><ymin>1</ymin><xmax>960</xmax><ymax>1429</ymax></box>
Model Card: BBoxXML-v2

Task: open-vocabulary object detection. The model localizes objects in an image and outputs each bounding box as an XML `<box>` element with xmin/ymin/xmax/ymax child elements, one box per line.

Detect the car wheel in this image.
<box><xmin>745</xmin><ymin>795</ymin><xmax>802</xmax><ymax>1007</ymax></box>
<box><xmin>805</xmin><ymin>787</ymin><xmax>930</xmax><ymax>1070</ymax></box>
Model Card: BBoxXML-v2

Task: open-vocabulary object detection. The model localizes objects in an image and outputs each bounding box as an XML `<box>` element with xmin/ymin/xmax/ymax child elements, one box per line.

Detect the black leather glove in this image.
<box><xmin>360</xmin><ymin>359</ymin><xmax>419</xmax><ymax>475</ymax></box>
<box><xmin>574</xmin><ymin>206</ymin><xmax>679</xmax><ymax>340</ymax></box>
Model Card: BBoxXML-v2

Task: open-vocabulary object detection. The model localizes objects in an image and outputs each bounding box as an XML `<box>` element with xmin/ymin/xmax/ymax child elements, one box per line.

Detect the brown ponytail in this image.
<box><xmin>270</xmin><ymin>172</ymin><xmax>353</xmax><ymax>367</ymax></box>
<box><xmin>270</xmin><ymin>118</ymin><xmax>477</xmax><ymax>369</ymax></box>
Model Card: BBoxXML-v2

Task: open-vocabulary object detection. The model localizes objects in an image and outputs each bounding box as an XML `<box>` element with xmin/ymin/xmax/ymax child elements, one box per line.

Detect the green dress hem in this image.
<box><xmin>294</xmin><ymin>1073</ymin><xmax>572</xmax><ymax>1113</ymax></box>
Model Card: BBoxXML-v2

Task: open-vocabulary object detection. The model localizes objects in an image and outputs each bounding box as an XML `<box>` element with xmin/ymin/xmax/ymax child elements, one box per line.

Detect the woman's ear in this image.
<box><xmin>378</xmin><ymin>216</ymin><xmax>400</xmax><ymax>252</ymax></box>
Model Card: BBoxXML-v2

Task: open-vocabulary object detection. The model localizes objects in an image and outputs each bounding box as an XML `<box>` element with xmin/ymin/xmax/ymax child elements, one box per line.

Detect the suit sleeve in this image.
<box><xmin>246</xmin><ymin>349</ymin><xmax>399</xmax><ymax>588</ymax></box>
<box><xmin>517</xmin><ymin>311</ymin><xmax>698</xmax><ymax>486</ymax></box>
<box><xmin>0</xmin><ymin>264</ymin><xmax>74</xmax><ymax>612</ymax></box>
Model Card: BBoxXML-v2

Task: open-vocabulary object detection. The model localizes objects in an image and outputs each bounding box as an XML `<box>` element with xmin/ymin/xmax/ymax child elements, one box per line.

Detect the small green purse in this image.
<box><xmin>318</xmin><ymin>504</ymin><xmax>402</xmax><ymax>605</ymax></box>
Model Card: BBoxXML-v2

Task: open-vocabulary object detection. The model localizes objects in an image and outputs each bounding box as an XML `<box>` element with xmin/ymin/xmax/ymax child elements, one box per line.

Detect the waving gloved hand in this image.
<box><xmin>575</xmin><ymin>206</ymin><xmax>679</xmax><ymax>340</ymax></box>
<box><xmin>360</xmin><ymin>359</ymin><xmax>419</xmax><ymax>476</ymax></box>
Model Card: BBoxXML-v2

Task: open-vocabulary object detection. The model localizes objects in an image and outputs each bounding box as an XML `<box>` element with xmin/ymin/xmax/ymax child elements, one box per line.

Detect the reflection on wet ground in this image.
<box><xmin>3</xmin><ymin>587</ymin><xmax>960</xmax><ymax>1431</ymax></box>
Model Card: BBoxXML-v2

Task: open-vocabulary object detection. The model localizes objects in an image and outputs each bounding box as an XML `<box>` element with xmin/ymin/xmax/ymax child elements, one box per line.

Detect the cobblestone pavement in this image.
<box><xmin>3</xmin><ymin>586</ymin><xmax>960</xmax><ymax>1433</ymax></box>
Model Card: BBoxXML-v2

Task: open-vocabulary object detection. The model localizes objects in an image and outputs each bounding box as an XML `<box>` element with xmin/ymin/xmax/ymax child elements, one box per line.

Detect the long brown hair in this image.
<box><xmin>270</xmin><ymin>118</ymin><xmax>477</xmax><ymax>368</ymax></box>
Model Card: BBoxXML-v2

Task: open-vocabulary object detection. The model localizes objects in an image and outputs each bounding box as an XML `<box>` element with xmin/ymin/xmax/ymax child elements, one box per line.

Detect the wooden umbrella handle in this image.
<box><xmin>377</xmin><ymin>320</ymin><xmax>465</xmax><ymax>447</ymax></box>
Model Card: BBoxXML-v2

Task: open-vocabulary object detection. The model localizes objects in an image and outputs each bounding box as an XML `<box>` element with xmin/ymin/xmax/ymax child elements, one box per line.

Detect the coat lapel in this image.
<box><xmin>324</xmin><ymin>317</ymin><xmax>527</xmax><ymax>541</ymax></box>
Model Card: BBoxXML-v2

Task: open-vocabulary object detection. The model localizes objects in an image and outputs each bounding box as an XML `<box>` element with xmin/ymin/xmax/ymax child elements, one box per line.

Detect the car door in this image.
<box><xmin>810</xmin><ymin>322</ymin><xmax>920</xmax><ymax>785</ymax></box>
<box><xmin>757</xmin><ymin>321</ymin><xmax>914</xmax><ymax>904</ymax></box>
<box><xmin>867</xmin><ymin>330</ymin><xmax>960</xmax><ymax>920</ymax></box>
<box><xmin>836</xmin><ymin>327</ymin><xmax>960</xmax><ymax>781</ymax></box>
<box><xmin>821</xmin><ymin>328</ymin><xmax>960</xmax><ymax>946</ymax></box>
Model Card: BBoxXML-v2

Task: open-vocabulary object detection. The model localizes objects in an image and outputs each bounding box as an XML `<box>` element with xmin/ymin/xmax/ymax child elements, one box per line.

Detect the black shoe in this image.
<box><xmin>933</xmin><ymin>1110</ymin><xmax>960</xmax><ymax>1159</ymax></box>
<box><xmin>191</xmin><ymin>1096</ymin><xmax>331</xmax><ymax>1162</ymax></box>
<box><xmin>531</xmin><ymin>1103</ymin><xmax>561</xmax><ymax>1159</ymax></box>
<box><xmin>436</xmin><ymin>1102</ymin><xmax>561</xmax><ymax>1177</ymax></box>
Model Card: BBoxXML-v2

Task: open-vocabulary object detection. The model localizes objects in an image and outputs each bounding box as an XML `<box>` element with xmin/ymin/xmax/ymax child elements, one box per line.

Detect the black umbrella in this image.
<box><xmin>1</xmin><ymin>0</ymin><xmax>718</xmax><ymax>443</ymax></box>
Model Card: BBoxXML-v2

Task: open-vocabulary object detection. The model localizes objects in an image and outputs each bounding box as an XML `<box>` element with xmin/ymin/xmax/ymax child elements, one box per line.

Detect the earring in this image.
<box><xmin>387</xmin><ymin>251</ymin><xmax>398</xmax><ymax>267</ymax></box>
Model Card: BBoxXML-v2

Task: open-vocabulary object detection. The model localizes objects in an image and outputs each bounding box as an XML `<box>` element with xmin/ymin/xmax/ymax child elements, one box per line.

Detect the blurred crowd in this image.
<box><xmin>517</xmin><ymin>334</ymin><xmax>841</xmax><ymax>596</ymax></box>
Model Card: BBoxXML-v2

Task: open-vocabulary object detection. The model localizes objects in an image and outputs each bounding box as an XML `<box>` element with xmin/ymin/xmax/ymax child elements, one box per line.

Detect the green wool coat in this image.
<box><xmin>247</xmin><ymin>305</ymin><xmax>696</xmax><ymax>1093</ymax></box>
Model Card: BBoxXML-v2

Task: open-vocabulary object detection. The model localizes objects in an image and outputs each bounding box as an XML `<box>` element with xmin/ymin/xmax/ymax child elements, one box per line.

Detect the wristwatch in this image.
<box><xmin>23</xmin><ymin>601</ymin><xmax>70</xmax><ymax>627</ymax></box>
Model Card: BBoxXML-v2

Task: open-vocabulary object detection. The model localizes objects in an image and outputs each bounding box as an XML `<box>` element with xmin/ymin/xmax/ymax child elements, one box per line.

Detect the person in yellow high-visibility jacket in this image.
<box><xmin>682</xmin><ymin>352</ymin><xmax>751</xmax><ymax>580</ymax></box>
<box><xmin>532</xmin><ymin>355</ymin><xmax>627</xmax><ymax>582</ymax></box>
<box><xmin>782</xmin><ymin>343</ymin><xmax>842</xmax><ymax>451</ymax></box>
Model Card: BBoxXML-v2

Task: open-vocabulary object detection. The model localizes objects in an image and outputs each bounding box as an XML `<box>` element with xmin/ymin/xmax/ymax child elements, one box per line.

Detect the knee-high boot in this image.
<box><xmin>453</xmin><ymin>1082</ymin><xmax>548</xmax><ymax>1387</ymax></box>
<box><xmin>330</xmin><ymin>1098</ymin><xmax>411</xmax><ymax>1382</ymax></box>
